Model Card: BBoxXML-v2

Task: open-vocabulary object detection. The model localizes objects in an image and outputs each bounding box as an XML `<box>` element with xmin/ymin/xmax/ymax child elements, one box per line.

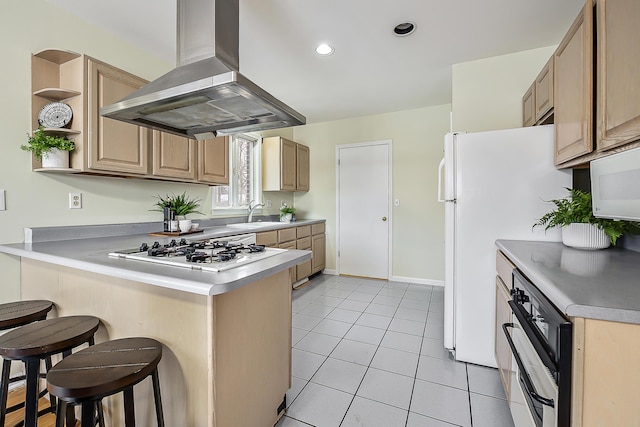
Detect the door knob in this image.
<box><xmin>382</xmin><ymin>217</ymin><xmax>387</xmax><ymax>221</ymax></box>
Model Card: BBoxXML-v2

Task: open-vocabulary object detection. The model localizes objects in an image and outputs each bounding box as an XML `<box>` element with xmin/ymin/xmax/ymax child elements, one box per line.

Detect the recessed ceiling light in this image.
<box><xmin>394</xmin><ymin>22</ymin><xmax>416</xmax><ymax>37</ymax></box>
<box><xmin>315</xmin><ymin>43</ymin><xmax>334</xmax><ymax>55</ymax></box>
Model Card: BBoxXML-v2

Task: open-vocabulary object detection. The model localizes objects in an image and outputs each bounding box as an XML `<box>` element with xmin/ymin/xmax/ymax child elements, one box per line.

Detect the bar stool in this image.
<box><xmin>0</xmin><ymin>300</ymin><xmax>54</xmax><ymax>417</ymax></box>
<box><xmin>47</xmin><ymin>337</ymin><xmax>165</xmax><ymax>427</ymax></box>
<box><xmin>0</xmin><ymin>315</ymin><xmax>100</xmax><ymax>427</ymax></box>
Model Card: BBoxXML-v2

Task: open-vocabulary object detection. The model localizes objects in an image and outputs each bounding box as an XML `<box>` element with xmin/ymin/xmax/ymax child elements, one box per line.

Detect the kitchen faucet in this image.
<box><xmin>247</xmin><ymin>200</ymin><xmax>265</xmax><ymax>223</ymax></box>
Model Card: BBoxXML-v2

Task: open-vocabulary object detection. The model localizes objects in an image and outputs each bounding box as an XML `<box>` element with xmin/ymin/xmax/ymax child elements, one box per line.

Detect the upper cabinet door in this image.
<box><xmin>86</xmin><ymin>58</ymin><xmax>149</xmax><ymax>174</ymax></box>
<box><xmin>280</xmin><ymin>138</ymin><xmax>297</xmax><ymax>191</ymax></box>
<box><xmin>522</xmin><ymin>83</ymin><xmax>536</xmax><ymax>127</ymax></box>
<box><xmin>553</xmin><ymin>0</ymin><xmax>593</xmax><ymax>166</ymax></box>
<box><xmin>597</xmin><ymin>0</ymin><xmax>640</xmax><ymax>151</ymax></box>
<box><xmin>152</xmin><ymin>131</ymin><xmax>197</xmax><ymax>180</ymax></box>
<box><xmin>198</xmin><ymin>136</ymin><xmax>229</xmax><ymax>185</ymax></box>
<box><xmin>535</xmin><ymin>56</ymin><xmax>554</xmax><ymax>123</ymax></box>
<box><xmin>296</xmin><ymin>143</ymin><xmax>310</xmax><ymax>192</ymax></box>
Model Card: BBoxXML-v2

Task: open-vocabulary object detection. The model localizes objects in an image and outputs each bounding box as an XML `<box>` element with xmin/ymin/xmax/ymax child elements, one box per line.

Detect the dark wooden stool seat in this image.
<box><xmin>0</xmin><ymin>315</ymin><xmax>100</xmax><ymax>427</ymax></box>
<box><xmin>0</xmin><ymin>300</ymin><xmax>53</xmax><ymax>331</ymax></box>
<box><xmin>47</xmin><ymin>337</ymin><xmax>165</xmax><ymax>427</ymax></box>
<box><xmin>0</xmin><ymin>300</ymin><xmax>54</xmax><ymax>421</ymax></box>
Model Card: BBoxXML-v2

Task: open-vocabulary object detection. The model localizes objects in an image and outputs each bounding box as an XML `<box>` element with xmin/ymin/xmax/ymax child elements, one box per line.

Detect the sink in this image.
<box><xmin>226</xmin><ymin>222</ymin><xmax>282</xmax><ymax>229</ymax></box>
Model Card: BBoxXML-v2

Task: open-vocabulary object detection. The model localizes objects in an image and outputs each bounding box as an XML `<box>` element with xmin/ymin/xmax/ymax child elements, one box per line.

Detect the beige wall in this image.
<box><xmin>452</xmin><ymin>45</ymin><xmax>556</xmax><ymax>133</ymax></box>
<box><xmin>292</xmin><ymin>105</ymin><xmax>450</xmax><ymax>283</ymax></box>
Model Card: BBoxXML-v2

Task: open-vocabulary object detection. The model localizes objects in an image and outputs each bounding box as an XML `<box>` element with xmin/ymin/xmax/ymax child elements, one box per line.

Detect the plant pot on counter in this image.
<box><xmin>41</xmin><ymin>148</ymin><xmax>69</xmax><ymax>168</ymax></box>
<box><xmin>562</xmin><ymin>223</ymin><xmax>611</xmax><ymax>250</ymax></box>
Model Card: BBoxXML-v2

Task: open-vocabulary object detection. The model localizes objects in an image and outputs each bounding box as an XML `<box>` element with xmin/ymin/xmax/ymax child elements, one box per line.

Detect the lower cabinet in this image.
<box><xmin>255</xmin><ymin>222</ymin><xmax>326</xmax><ymax>283</ymax></box>
<box><xmin>495</xmin><ymin>250</ymin><xmax>516</xmax><ymax>402</ymax></box>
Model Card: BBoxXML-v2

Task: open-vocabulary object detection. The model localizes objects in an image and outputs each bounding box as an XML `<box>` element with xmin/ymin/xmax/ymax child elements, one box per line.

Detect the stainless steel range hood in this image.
<box><xmin>100</xmin><ymin>0</ymin><xmax>305</xmax><ymax>140</ymax></box>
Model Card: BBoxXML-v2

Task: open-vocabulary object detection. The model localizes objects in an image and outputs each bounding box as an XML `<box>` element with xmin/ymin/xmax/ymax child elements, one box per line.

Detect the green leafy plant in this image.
<box><xmin>534</xmin><ymin>188</ymin><xmax>640</xmax><ymax>245</ymax></box>
<box><xmin>279</xmin><ymin>204</ymin><xmax>296</xmax><ymax>219</ymax></box>
<box><xmin>21</xmin><ymin>127</ymin><xmax>75</xmax><ymax>160</ymax></box>
<box><xmin>152</xmin><ymin>192</ymin><xmax>203</xmax><ymax>217</ymax></box>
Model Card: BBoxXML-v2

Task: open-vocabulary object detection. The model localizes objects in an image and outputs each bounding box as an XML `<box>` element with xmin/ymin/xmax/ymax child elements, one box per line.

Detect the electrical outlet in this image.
<box><xmin>0</xmin><ymin>190</ymin><xmax>5</xmax><ymax>211</ymax></box>
<box><xmin>394</xmin><ymin>198</ymin><xmax>400</xmax><ymax>207</ymax></box>
<box><xmin>69</xmin><ymin>192</ymin><xmax>82</xmax><ymax>209</ymax></box>
<box><xmin>266</xmin><ymin>199</ymin><xmax>272</xmax><ymax>208</ymax></box>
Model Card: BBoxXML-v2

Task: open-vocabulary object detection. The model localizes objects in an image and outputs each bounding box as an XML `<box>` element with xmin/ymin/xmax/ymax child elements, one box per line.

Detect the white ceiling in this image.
<box><xmin>46</xmin><ymin>0</ymin><xmax>584</xmax><ymax>124</ymax></box>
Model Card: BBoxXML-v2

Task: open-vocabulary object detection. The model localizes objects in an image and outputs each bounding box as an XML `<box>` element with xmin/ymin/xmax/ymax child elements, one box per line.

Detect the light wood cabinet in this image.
<box><xmin>522</xmin><ymin>83</ymin><xmax>536</xmax><ymax>127</ymax></box>
<box><xmin>262</xmin><ymin>137</ymin><xmax>310</xmax><ymax>192</ymax></box>
<box><xmin>296</xmin><ymin>143</ymin><xmax>310</xmax><ymax>192</ymax></box>
<box><xmin>256</xmin><ymin>222</ymin><xmax>326</xmax><ymax>280</ymax></box>
<box><xmin>197</xmin><ymin>136</ymin><xmax>229</xmax><ymax>185</ymax></box>
<box><xmin>535</xmin><ymin>56</ymin><xmax>554</xmax><ymax>123</ymax></box>
<box><xmin>596</xmin><ymin>0</ymin><xmax>640</xmax><ymax>151</ymax></box>
<box><xmin>152</xmin><ymin>132</ymin><xmax>196</xmax><ymax>180</ymax></box>
<box><xmin>311</xmin><ymin>222</ymin><xmax>326</xmax><ymax>274</ymax></box>
<box><xmin>553</xmin><ymin>0</ymin><xmax>594</xmax><ymax>166</ymax></box>
<box><xmin>495</xmin><ymin>250</ymin><xmax>515</xmax><ymax>401</ymax></box>
<box><xmin>31</xmin><ymin>49</ymin><xmax>229</xmax><ymax>185</ymax></box>
<box><xmin>86</xmin><ymin>58</ymin><xmax>149</xmax><ymax>175</ymax></box>
<box><xmin>256</xmin><ymin>230</ymin><xmax>278</xmax><ymax>247</ymax></box>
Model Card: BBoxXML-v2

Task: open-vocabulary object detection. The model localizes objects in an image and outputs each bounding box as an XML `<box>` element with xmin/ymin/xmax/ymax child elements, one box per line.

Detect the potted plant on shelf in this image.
<box><xmin>153</xmin><ymin>192</ymin><xmax>203</xmax><ymax>233</ymax></box>
<box><xmin>534</xmin><ymin>188</ymin><xmax>640</xmax><ymax>249</ymax></box>
<box><xmin>21</xmin><ymin>127</ymin><xmax>75</xmax><ymax>168</ymax></box>
<box><xmin>279</xmin><ymin>204</ymin><xmax>296</xmax><ymax>223</ymax></box>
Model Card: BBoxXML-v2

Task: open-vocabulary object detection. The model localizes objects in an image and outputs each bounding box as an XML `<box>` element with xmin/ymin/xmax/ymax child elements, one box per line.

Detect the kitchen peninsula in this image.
<box><xmin>0</xmin><ymin>221</ymin><xmax>315</xmax><ymax>427</ymax></box>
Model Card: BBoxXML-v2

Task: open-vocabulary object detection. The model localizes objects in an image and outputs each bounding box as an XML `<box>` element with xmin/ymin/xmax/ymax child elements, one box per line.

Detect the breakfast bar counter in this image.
<box><xmin>0</xmin><ymin>223</ymin><xmax>313</xmax><ymax>427</ymax></box>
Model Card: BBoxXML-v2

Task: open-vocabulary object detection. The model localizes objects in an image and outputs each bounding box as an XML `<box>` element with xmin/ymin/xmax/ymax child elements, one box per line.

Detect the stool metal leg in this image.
<box><xmin>55</xmin><ymin>399</ymin><xmax>67</xmax><ymax>427</ymax></box>
<box><xmin>96</xmin><ymin>399</ymin><xmax>105</xmax><ymax>427</ymax></box>
<box><xmin>81</xmin><ymin>401</ymin><xmax>95</xmax><ymax>427</ymax></box>
<box><xmin>151</xmin><ymin>368</ymin><xmax>165</xmax><ymax>427</ymax></box>
<box><xmin>24</xmin><ymin>358</ymin><xmax>40</xmax><ymax>427</ymax></box>
<box><xmin>0</xmin><ymin>359</ymin><xmax>11</xmax><ymax>427</ymax></box>
<box><xmin>123</xmin><ymin>387</ymin><xmax>136</xmax><ymax>426</ymax></box>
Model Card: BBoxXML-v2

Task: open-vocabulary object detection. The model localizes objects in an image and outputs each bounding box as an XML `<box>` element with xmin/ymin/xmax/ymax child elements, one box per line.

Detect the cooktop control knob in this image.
<box><xmin>139</xmin><ymin>243</ymin><xmax>149</xmax><ymax>252</ymax></box>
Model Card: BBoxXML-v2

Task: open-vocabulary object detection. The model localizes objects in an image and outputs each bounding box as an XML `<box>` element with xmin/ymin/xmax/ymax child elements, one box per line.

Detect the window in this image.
<box><xmin>212</xmin><ymin>134</ymin><xmax>262</xmax><ymax>212</ymax></box>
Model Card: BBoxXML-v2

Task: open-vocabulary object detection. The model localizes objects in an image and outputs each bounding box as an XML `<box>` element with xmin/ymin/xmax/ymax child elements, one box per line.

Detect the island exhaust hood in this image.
<box><xmin>100</xmin><ymin>0</ymin><xmax>305</xmax><ymax>140</ymax></box>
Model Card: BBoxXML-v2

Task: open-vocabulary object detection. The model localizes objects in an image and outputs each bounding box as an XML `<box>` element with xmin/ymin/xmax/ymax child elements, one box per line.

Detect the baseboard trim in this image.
<box><xmin>322</xmin><ymin>269</ymin><xmax>338</xmax><ymax>276</ymax></box>
<box><xmin>390</xmin><ymin>276</ymin><xmax>444</xmax><ymax>287</ymax></box>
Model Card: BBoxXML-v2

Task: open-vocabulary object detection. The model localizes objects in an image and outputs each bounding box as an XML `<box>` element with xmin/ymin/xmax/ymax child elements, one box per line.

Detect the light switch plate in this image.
<box><xmin>0</xmin><ymin>190</ymin><xmax>5</xmax><ymax>211</ymax></box>
<box><xmin>69</xmin><ymin>192</ymin><xmax>82</xmax><ymax>209</ymax></box>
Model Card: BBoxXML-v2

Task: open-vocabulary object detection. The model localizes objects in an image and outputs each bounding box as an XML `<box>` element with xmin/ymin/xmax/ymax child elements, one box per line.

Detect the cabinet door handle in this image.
<box><xmin>382</xmin><ymin>217</ymin><xmax>387</xmax><ymax>222</ymax></box>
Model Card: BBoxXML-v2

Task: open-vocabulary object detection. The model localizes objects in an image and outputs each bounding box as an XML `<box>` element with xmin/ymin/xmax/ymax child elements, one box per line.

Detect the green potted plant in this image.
<box><xmin>153</xmin><ymin>192</ymin><xmax>203</xmax><ymax>232</ymax></box>
<box><xmin>21</xmin><ymin>127</ymin><xmax>75</xmax><ymax>168</ymax></box>
<box><xmin>279</xmin><ymin>204</ymin><xmax>296</xmax><ymax>223</ymax></box>
<box><xmin>535</xmin><ymin>188</ymin><xmax>640</xmax><ymax>249</ymax></box>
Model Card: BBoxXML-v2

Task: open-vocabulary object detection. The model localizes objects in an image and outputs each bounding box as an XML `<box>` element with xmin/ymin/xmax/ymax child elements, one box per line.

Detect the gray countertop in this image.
<box><xmin>0</xmin><ymin>220</ymin><xmax>323</xmax><ymax>296</ymax></box>
<box><xmin>496</xmin><ymin>240</ymin><xmax>640</xmax><ymax>324</ymax></box>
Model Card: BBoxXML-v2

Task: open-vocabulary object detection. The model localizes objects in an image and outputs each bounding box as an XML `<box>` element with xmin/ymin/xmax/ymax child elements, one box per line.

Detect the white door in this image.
<box><xmin>337</xmin><ymin>141</ymin><xmax>391</xmax><ymax>279</ymax></box>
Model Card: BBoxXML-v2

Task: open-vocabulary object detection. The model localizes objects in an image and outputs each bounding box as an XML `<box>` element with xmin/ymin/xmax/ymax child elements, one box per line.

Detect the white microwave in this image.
<box><xmin>590</xmin><ymin>147</ymin><xmax>640</xmax><ymax>221</ymax></box>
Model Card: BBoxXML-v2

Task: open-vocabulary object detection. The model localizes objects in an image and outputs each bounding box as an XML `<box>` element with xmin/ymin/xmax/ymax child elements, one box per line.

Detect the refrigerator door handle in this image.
<box><xmin>438</xmin><ymin>158</ymin><xmax>445</xmax><ymax>202</ymax></box>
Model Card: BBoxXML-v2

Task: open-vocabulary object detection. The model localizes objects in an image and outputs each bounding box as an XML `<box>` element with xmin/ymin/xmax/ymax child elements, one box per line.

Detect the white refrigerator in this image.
<box><xmin>439</xmin><ymin>125</ymin><xmax>572</xmax><ymax>367</ymax></box>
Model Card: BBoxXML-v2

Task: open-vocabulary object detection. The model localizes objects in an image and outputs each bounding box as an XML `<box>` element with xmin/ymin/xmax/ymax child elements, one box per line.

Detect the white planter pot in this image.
<box><xmin>178</xmin><ymin>219</ymin><xmax>192</xmax><ymax>233</ymax></box>
<box><xmin>562</xmin><ymin>223</ymin><xmax>610</xmax><ymax>250</ymax></box>
<box><xmin>280</xmin><ymin>213</ymin><xmax>292</xmax><ymax>223</ymax></box>
<box><xmin>41</xmin><ymin>148</ymin><xmax>69</xmax><ymax>168</ymax></box>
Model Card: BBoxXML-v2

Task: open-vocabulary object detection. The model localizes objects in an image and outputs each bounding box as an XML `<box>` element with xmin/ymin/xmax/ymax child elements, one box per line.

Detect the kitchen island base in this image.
<box><xmin>20</xmin><ymin>258</ymin><xmax>292</xmax><ymax>427</ymax></box>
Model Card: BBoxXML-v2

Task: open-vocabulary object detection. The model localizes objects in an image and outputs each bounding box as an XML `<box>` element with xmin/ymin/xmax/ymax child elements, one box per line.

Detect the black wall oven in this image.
<box><xmin>503</xmin><ymin>269</ymin><xmax>572</xmax><ymax>427</ymax></box>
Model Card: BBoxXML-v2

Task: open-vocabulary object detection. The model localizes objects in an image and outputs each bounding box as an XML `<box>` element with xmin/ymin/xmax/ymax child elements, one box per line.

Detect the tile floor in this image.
<box><xmin>276</xmin><ymin>275</ymin><xmax>515</xmax><ymax>427</ymax></box>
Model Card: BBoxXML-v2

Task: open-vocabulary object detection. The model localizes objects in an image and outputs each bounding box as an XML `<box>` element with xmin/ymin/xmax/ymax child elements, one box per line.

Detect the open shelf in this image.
<box><xmin>33</xmin><ymin>88</ymin><xmax>81</xmax><ymax>101</ymax></box>
<box><xmin>33</xmin><ymin>168</ymin><xmax>82</xmax><ymax>173</ymax></box>
<box><xmin>33</xmin><ymin>128</ymin><xmax>81</xmax><ymax>136</ymax></box>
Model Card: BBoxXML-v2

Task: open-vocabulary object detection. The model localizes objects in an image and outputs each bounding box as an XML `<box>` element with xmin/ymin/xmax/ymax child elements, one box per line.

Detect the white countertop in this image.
<box><xmin>496</xmin><ymin>239</ymin><xmax>640</xmax><ymax>324</ymax></box>
<box><xmin>0</xmin><ymin>222</ymin><xmax>319</xmax><ymax>296</ymax></box>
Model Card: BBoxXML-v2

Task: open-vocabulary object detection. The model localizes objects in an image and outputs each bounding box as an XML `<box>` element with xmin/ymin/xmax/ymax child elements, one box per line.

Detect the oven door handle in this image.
<box><xmin>502</xmin><ymin>322</ymin><xmax>555</xmax><ymax>408</ymax></box>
